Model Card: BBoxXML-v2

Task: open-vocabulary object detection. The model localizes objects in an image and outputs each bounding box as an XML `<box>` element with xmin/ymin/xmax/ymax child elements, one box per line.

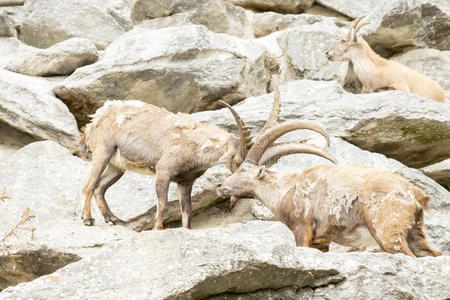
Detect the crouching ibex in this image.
<box><xmin>326</xmin><ymin>17</ymin><xmax>446</xmax><ymax>102</ymax></box>
<box><xmin>217</xmin><ymin>96</ymin><xmax>441</xmax><ymax>258</ymax></box>
<box><xmin>80</xmin><ymin>81</ymin><xmax>330</xmax><ymax>229</ymax></box>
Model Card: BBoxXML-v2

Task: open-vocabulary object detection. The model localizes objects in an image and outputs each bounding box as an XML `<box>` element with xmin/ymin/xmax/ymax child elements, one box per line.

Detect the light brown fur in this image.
<box><xmin>81</xmin><ymin>100</ymin><xmax>243</xmax><ymax>229</ymax></box>
<box><xmin>326</xmin><ymin>18</ymin><xmax>446</xmax><ymax>102</ymax></box>
<box><xmin>218</xmin><ymin>163</ymin><xmax>441</xmax><ymax>257</ymax></box>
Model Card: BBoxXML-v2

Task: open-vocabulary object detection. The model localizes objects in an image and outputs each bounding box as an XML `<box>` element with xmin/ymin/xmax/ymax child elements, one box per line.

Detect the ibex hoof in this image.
<box><xmin>153</xmin><ymin>225</ymin><xmax>163</xmax><ymax>230</ymax></box>
<box><xmin>104</xmin><ymin>215</ymin><xmax>123</xmax><ymax>225</ymax></box>
<box><xmin>83</xmin><ymin>218</ymin><xmax>95</xmax><ymax>226</ymax></box>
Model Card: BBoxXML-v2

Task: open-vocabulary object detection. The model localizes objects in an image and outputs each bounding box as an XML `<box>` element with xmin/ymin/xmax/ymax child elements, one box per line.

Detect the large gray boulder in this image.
<box><xmin>393</xmin><ymin>48</ymin><xmax>450</xmax><ymax>99</ymax></box>
<box><xmin>131</xmin><ymin>0</ymin><xmax>253</xmax><ymax>38</ymax></box>
<box><xmin>0</xmin><ymin>8</ymin><xmax>15</xmax><ymax>37</ymax></box>
<box><xmin>53</xmin><ymin>25</ymin><xmax>275</xmax><ymax>125</ymax></box>
<box><xmin>1</xmin><ymin>220</ymin><xmax>449</xmax><ymax>299</ymax></box>
<box><xmin>0</xmin><ymin>70</ymin><xmax>80</xmax><ymax>152</ymax></box>
<box><xmin>4</xmin><ymin>38</ymin><xmax>98</xmax><ymax>76</ymax></box>
<box><xmin>229</xmin><ymin>0</ymin><xmax>314</xmax><ymax>14</ymax></box>
<box><xmin>19</xmin><ymin>0</ymin><xmax>126</xmax><ymax>49</ymax></box>
<box><xmin>194</xmin><ymin>79</ymin><xmax>450</xmax><ymax>169</ymax></box>
<box><xmin>363</xmin><ymin>0</ymin><xmax>450</xmax><ymax>55</ymax></box>
<box><xmin>0</xmin><ymin>221</ymin><xmax>345</xmax><ymax>298</ymax></box>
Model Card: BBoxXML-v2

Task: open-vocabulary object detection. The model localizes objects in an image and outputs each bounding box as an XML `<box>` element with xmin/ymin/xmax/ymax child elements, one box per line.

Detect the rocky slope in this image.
<box><xmin>0</xmin><ymin>0</ymin><xmax>449</xmax><ymax>299</ymax></box>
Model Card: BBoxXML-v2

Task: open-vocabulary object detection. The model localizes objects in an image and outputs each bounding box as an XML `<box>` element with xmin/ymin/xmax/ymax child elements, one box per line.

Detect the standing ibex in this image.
<box><xmin>217</xmin><ymin>92</ymin><xmax>441</xmax><ymax>258</ymax></box>
<box><xmin>326</xmin><ymin>17</ymin><xmax>446</xmax><ymax>102</ymax></box>
<box><xmin>80</xmin><ymin>80</ymin><xmax>331</xmax><ymax>229</ymax></box>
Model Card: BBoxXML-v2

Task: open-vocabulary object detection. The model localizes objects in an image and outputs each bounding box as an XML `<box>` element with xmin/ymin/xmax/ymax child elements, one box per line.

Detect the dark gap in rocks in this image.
<box><xmin>0</xmin><ymin>247</ymin><xmax>81</xmax><ymax>291</ymax></box>
<box><xmin>177</xmin><ymin>264</ymin><xmax>343</xmax><ymax>299</ymax></box>
<box><xmin>303</xmin><ymin>4</ymin><xmax>350</xmax><ymax>22</ymax></box>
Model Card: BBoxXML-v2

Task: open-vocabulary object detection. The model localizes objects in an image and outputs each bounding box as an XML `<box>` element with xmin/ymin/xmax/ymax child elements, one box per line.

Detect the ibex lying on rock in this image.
<box><xmin>217</xmin><ymin>95</ymin><xmax>441</xmax><ymax>258</ymax></box>
<box><xmin>326</xmin><ymin>17</ymin><xmax>446</xmax><ymax>102</ymax></box>
<box><xmin>80</xmin><ymin>83</ymin><xmax>331</xmax><ymax>229</ymax></box>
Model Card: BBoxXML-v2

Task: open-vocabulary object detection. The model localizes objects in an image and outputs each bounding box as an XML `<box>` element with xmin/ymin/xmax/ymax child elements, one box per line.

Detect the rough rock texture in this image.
<box><xmin>422</xmin><ymin>159</ymin><xmax>450</xmax><ymax>190</ymax></box>
<box><xmin>53</xmin><ymin>25</ymin><xmax>275</xmax><ymax>125</ymax></box>
<box><xmin>132</xmin><ymin>0</ymin><xmax>253</xmax><ymax>38</ymax></box>
<box><xmin>0</xmin><ymin>221</ymin><xmax>347</xmax><ymax>298</ymax></box>
<box><xmin>393</xmin><ymin>48</ymin><xmax>450</xmax><ymax>99</ymax></box>
<box><xmin>0</xmin><ymin>70</ymin><xmax>79</xmax><ymax>152</ymax></box>
<box><xmin>251</xmin><ymin>11</ymin><xmax>345</xmax><ymax>38</ymax></box>
<box><xmin>0</xmin><ymin>9</ymin><xmax>15</xmax><ymax>37</ymax></box>
<box><xmin>194</xmin><ymin>79</ymin><xmax>450</xmax><ymax>168</ymax></box>
<box><xmin>363</xmin><ymin>0</ymin><xmax>450</xmax><ymax>56</ymax></box>
<box><xmin>229</xmin><ymin>0</ymin><xmax>314</xmax><ymax>14</ymax></box>
<box><xmin>19</xmin><ymin>0</ymin><xmax>126</xmax><ymax>49</ymax></box>
<box><xmin>276</xmin><ymin>21</ymin><xmax>354</xmax><ymax>88</ymax></box>
<box><xmin>316</xmin><ymin>0</ymin><xmax>381</xmax><ymax>18</ymax></box>
<box><xmin>4</xmin><ymin>38</ymin><xmax>98</xmax><ymax>76</ymax></box>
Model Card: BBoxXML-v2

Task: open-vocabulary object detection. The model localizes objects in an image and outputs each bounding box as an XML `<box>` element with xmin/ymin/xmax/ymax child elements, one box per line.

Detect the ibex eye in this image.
<box><xmin>240</xmin><ymin>169</ymin><xmax>246</xmax><ymax>173</ymax></box>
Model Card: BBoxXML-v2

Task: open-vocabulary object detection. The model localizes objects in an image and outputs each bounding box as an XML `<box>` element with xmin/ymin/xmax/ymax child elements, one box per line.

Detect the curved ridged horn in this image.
<box><xmin>258</xmin><ymin>142</ymin><xmax>337</xmax><ymax>166</ymax></box>
<box><xmin>219</xmin><ymin>100</ymin><xmax>252</xmax><ymax>159</ymax></box>
<box><xmin>354</xmin><ymin>21</ymin><xmax>370</xmax><ymax>36</ymax></box>
<box><xmin>245</xmin><ymin>120</ymin><xmax>331</xmax><ymax>165</ymax></box>
<box><xmin>346</xmin><ymin>17</ymin><xmax>363</xmax><ymax>40</ymax></box>
<box><xmin>261</xmin><ymin>75</ymin><xmax>281</xmax><ymax>133</ymax></box>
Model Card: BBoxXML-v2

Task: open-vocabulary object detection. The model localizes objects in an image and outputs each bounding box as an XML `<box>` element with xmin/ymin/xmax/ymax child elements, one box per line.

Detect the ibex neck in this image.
<box><xmin>351</xmin><ymin>41</ymin><xmax>386</xmax><ymax>84</ymax></box>
<box><xmin>252</xmin><ymin>172</ymin><xmax>291</xmax><ymax>215</ymax></box>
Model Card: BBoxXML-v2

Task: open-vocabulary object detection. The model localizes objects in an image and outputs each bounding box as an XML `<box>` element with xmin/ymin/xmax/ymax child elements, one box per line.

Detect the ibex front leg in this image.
<box><xmin>154</xmin><ymin>170</ymin><xmax>172</xmax><ymax>230</ymax></box>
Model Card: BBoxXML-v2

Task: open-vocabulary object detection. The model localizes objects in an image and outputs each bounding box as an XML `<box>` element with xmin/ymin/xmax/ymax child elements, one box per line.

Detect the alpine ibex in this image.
<box><xmin>217</xmin><ymin>96</ymin><xmax>441</xmax><ymax>258</ymax></box>
<box><xmin>326</xmin><ymin>17</ymin><xmax>446</xmax><ymax>102</ymax></box>
<box><xmin>80</xmin><ymin>81</ymin><xmax>331</xmax><ymax>230</ymax></box>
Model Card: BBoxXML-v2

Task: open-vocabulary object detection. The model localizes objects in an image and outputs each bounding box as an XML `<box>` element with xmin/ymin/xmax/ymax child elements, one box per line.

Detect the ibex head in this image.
<box><xmin>218</xmin><ymin>78</ymin><xmax>337</xmax><ymax>203</ymax></box>
<box><xmin>326</xmin><ymin>17</ymin><xmax>370</xmax><ymax>61</ymax></box>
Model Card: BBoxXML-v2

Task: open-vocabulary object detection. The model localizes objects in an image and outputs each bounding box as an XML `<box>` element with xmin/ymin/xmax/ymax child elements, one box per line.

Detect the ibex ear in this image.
<box><xmin>256</xmin><ymin>166</ymin><xmax>266</xmax><ymax>179</ymax></box>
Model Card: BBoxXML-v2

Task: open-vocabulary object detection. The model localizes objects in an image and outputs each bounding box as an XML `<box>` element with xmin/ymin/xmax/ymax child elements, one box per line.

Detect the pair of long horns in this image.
<box><xmin>346</xmin><ymin>17</ymin><xmax>370</xmax><ymax>41</ymax></box>
<box><xmin>220</xmin><ymin>77</ymin><xmax>336</xmax><ymax>167</ymax></box>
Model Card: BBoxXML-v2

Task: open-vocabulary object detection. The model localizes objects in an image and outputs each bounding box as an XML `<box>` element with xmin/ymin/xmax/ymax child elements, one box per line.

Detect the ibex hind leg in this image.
<box><xmin>366</xmin><ymin>220</ymin><xmax>416</xmax><ymax>257</ymax></box>
<box><xmin>177</xmin><ymin>180</ymin><xmax>194</xmax><ymax>229</ymax></box>
<box><xmin>93</xmin><ymin>164</ymin><xmax>125</xmax><ymax>225</ymax></box>
<box><xmin>364</xmin><ymin>215</ymin><xmax>415</xmax><ymax>257</ymax></box>
<box><xmin>407</xmin><ymin>214</ymin><xmax>441</xmax><ymax>257</ymax></box>
<box><xmin>82</xmin><ymin>145</ymin><xmax>116</xmax><ymax>226</ymax></box>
